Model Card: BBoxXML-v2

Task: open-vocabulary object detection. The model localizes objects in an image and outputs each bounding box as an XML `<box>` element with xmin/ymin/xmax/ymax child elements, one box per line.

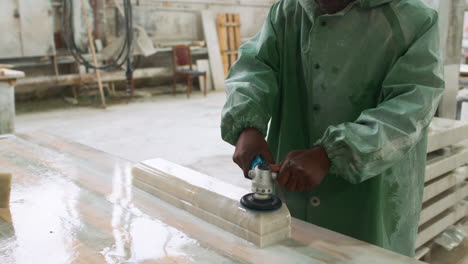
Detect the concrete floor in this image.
<box><xmin>15</xmin><ymin>90</ymin><xmax>467</xmax><ymax>263</ymax></box>
<box><xmin>15</xmin><ymin>91</ymin><xmax>468</xmax><ymax>191</ymax></box>
<box><xmin>16</xmin><ymin>91</ymin><xmax>250</xmax><ymax>189</ymax></box>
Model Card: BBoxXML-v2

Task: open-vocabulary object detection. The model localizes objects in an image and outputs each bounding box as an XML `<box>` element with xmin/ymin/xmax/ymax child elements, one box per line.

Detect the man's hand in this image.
<box><xmin>233</xmin><ymin>128</ymin><xmax>275</xmax><ymax>178</ymax></box>
<box><xmin>278</xmin><ymin>146</ymin><xmax>331</xmax><ymax>191</ymax></box>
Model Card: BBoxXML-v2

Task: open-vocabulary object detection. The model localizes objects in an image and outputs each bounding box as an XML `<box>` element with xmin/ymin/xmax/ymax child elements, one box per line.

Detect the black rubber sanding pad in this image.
<box><xmin>240</xmin><ymin>193</ymin><xmax>282</xmax><ymax>211</ymax></box>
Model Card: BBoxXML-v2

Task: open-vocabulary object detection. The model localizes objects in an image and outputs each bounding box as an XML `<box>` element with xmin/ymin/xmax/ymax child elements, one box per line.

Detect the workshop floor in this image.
<box><xmin>16</xmin><ymin>91</ymin><xmax>248</xmax><ymax>190</ymax></box>
<box><xmin>15</xmin><ymin>89</ymin><xmax>468</xmax><ymax>263</ymax></box>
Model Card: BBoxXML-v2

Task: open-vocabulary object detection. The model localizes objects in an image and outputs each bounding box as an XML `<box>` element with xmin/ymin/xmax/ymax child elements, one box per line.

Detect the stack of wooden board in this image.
<box><xmin>217</xmin><ymin>13</ymin><xmax>242</xmax><ymax>76</ymax></box>
<box><xmin>416</xmin><ymin>118</ymin><xmax>468</xmax><ymax>259</ymax></box>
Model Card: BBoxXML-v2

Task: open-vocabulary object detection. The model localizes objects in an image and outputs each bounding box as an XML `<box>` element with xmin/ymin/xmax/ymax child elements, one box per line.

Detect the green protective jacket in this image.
<box><xmin>220</xmin><ymin>0</ymin><xmax>444</xmax><ymax>257</ymax></box>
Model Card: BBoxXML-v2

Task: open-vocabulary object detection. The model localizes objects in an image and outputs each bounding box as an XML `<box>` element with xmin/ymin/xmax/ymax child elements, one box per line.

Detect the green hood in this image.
<box><xmin>298</xmin><ymin>0</ymin><xmax>393</xmax><ymax>22</ymax></box>
<box><xmin>359</xmin><ymin>0</ymin><xmax>393</xmax><ymax>8</ymax></box>
<box><xmin>298</xmin><ymin>0</ymin><xmax>393</xmax><ymax>11</ymax></box>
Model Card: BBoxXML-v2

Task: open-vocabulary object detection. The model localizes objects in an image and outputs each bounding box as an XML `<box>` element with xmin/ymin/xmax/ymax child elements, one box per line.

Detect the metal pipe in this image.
<box><xmin>117</xmin><ymin>0</ymin><xmax>274</xmax><ymax>8</ymax></box>
<box><xmin>16</xmin><ymin>67</ymin><xmax>170</xmax><ymax>89</ymax></box>
<box><xmin>136</xmin><ymin>7</ymin><xmax>199</xmax><ymax>12</ymax></box>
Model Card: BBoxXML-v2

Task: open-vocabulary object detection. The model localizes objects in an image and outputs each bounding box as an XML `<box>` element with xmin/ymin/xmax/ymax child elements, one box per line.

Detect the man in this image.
<box><xmin>221</xmin><ymin>0</ymin><xmax>444</xmax><ymax>257</ymax></box>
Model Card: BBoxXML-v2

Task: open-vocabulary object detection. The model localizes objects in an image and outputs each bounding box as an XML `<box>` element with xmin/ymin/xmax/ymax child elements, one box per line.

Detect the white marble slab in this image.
<box><xmin>417</xmin><ymin>202</ymin><xmax>467</xmax><ymax>248</ymax></box>
<box><xmin>132</xmin><ymin>158</ymin><xmax>291</xmax><ymax>247</ymax></box>
<box><xmin>426</xmin><ymin>144</ymin><xmax>468</xmax><ymax>182</ymax></box>
<box><xmin>420</xmin><ymin>184</ymin><xmax>468</xmax><ymax>225</ymax></box>
<box><xmin>428</xmin><ymin>118</ymin><xmax>468</xmax><ymax>152</ymax></box>
<box><xmin>423</xmin><ymin>167</ymin><xmax>467</xmax><ymax>202</ymax></box>
<box><xmin>0</xmin><ymin>133</ymin><xmax>425</xmax><ymax>263</ymax></box>
<box><xmin>0</xmin><ymin>69</ymin><xmax>24</xmax><ymax>81</ymax></box>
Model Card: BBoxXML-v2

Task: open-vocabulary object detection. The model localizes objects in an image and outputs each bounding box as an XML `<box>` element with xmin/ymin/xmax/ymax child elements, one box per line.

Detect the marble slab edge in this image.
<box><xmin>132</xmin><ymin>158</ymin><xmax>291</xmax><ymax>248</ymax></box>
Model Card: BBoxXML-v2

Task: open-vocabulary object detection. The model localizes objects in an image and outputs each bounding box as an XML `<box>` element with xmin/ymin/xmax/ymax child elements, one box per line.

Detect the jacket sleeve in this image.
<box><xmin>220</xmin><ymin>5</ymin><xmax>281</xmax><ymax>145</ymax></box>
<box><xmin>317</xmin><ymin>14</ymin><xmax>444</xmax><ymax>184</ymax></box>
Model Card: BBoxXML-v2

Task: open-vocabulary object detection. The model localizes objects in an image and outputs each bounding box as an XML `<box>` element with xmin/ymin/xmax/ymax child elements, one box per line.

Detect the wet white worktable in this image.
<box><xmin>0</xmin><ymin>132</ymin><xmax>423</xmax><ymax>264</ymax></box>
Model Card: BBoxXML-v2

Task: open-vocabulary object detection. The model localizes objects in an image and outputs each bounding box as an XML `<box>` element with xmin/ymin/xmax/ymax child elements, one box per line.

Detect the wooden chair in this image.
<box><xmin>172</xmin><ymin>45</ymin><xmax>207</xmax><ymax>98</ymax></box>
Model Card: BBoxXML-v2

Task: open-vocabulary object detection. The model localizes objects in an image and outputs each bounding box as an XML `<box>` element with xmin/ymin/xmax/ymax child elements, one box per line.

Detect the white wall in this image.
<box><xmin>423</xmin><ymin>0</ymin><xmax>465</xmax><ymax>119</ymax></box>
<box><xmin>109</xmin><ymin>0</ymin><xmax>275</xmax><ymax>46</ymax></box>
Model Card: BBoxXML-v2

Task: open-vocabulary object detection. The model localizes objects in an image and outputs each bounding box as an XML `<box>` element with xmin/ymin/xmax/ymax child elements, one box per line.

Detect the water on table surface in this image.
<box><xmin>0</xmin><ymin>136</ymin><xmax>240</xmax><ymax>264</ymax></box>
<box><xmin>0</xmin><ymin>134</ymin><xmax>424</xmax><ymax>264</ymax></box>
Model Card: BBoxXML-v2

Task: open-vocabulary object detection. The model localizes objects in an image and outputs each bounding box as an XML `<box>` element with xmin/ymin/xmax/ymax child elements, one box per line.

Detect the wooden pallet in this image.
<box><xmin>415</xmin><ymin>118</ymin><xmax>468</xmax><ymax>260</ymax></box>
<box><xmin>217</xmin><ymin>13</ymin><xmax>241</xmax><ymax>76</ymax></box>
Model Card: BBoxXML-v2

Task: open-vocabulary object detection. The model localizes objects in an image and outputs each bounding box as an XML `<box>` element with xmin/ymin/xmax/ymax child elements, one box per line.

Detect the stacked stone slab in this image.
<box><xmin>416</xmin><ymin>118</ymin><xmax>468</xmax><ymax>256</ymax></box>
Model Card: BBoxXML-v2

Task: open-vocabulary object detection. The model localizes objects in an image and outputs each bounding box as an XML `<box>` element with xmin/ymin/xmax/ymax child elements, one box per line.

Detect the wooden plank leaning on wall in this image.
<box><xmin>217</xmin><ymin>13</ymin><xmax>241</xmax><ymax>77</ymax></box>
